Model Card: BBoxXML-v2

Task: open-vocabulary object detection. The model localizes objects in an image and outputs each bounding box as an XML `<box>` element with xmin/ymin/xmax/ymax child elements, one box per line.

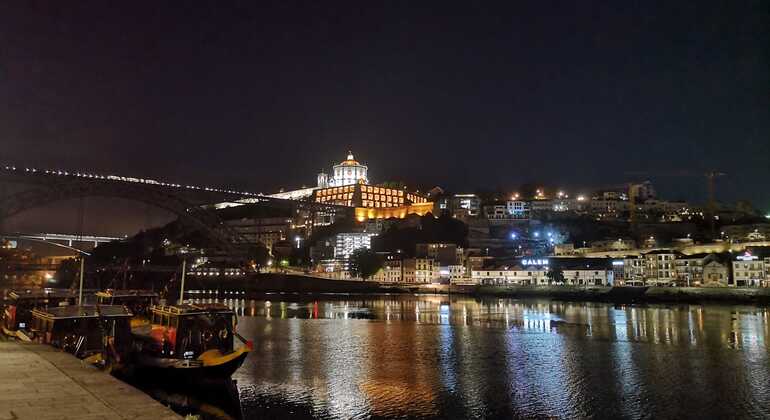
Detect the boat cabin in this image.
<box><xmin>96</xmin><ymin>290</ymin><xmax>158</xmax><ymax>322</ymax></box>
<box><xmin>142</xmin><ymin>304</ymin><xmax>237</xmax><ymax>360</ymax></box>
<box><xmin>31</xmin><ymin>305</ymin><xmax>133</xmax><ymax>359</ymax></box>
<box><xmin>2</xmin><ymin>289</ymin><xmax>78</xmax><ymax>339</ymax></box>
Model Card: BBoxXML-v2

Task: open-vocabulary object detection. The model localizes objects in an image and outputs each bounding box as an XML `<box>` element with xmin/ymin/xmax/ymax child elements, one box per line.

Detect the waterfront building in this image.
<box><xmin>674</xmin><ymin>253</ymin><xmax>717</xmax><ymax>286</ymax></box>
<box><xmin>611</xmin><ymin>259</ymin><xmax>626</xmax><ymax>286</ymax></box>
<box><xmin>371</xmin><ymin>255</ymin><xmax>405</xmax><ymax>283</ymax></box>
<box><xmin>405</xmin><ymin>258</ymin><xmax>439</xmax><ymax>283</ymax></box>
<box><xmin>643</xmin><ymin>249</ymin><xmax>680</xmax><ymax>286</ymax></box>
<box><xmin>702</xmin><ymin>260</ymin><xmax>729</xmax><ymax>287</ymax></box>
<box><xmin>442</xmin><ymin>265</ymin><xmax>467</xmax><ymax>283</ymax></box>
<box><xmin>623</xmin><ymin>256</ymin><xmax>646</xmax><ymax>286</ymax></box>
<box><xmin>732</xmin><ymin>249</ymin><xmax>770</xmax><ymax>287</ymax></box>
<box><xmin>471</xmin><ymin>257</ymin><xmax>613</xmax><ymax>286</ymax></box>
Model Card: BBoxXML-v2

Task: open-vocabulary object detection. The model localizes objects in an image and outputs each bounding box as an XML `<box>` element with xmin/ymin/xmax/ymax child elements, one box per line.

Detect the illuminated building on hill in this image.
<box><xmin>263</xmin><ymin>151</ymin><xmax>433</xmax><ymax>221</ymax></box>
<box><xmin>317</xmin><ymin>151</ymin><xmax>369</xmax><ymax>188</ymax></box>
<box><xmin>311</xmin><ymin>183</ymin><xmax>432</xmax><ymax>221</ymax></box>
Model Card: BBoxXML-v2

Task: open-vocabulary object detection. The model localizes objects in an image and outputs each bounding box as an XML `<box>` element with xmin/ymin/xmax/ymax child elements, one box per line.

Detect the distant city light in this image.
<box><xmin>1</xmin><ymin>163</ymin><xmax>263</xmax><ymax>198</ymax></box>
<box><xmin>533</xmin><ymin>232</ymin><xmax>539</xmax><ymax>238</ymax></box>
<box><xmin>510</xmin><ymin>232</ymin><xmax>517</xmax><ymax>239</ymax></box>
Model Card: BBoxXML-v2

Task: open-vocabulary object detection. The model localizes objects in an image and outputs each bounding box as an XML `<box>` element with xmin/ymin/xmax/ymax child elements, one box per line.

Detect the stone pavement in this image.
<box><xmin>0</xmin><ymin>340</ymin><xmax>181</xmax><ymax>420</ymax></box>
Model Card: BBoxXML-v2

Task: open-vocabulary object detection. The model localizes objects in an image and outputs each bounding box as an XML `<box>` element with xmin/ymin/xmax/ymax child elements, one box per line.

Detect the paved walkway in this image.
<box><xmin>0</xmin><ymin>340</ymin><xmax>181</xmax><ymax>420</ymax></box>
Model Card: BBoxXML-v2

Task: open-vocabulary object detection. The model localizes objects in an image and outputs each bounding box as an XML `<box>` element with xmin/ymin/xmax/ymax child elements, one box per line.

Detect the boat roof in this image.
<box><xmin>150</xmin><ymin>303</ymin><xmax>234</xmax><ymax>317</ymax></box>
<box><xmin>9</xmin><ymin>289</ymin><xmax>78</xmax><ymax>300</ymax></box>
<box><xmin>32</xmin><ymin>305</ymin><xmax>133</xmax><ymax>320</ymax></box>
<box><xmin>95</xmin><ymin>289</ymin><xmax>159</xmax><ymax>298</ymax></box>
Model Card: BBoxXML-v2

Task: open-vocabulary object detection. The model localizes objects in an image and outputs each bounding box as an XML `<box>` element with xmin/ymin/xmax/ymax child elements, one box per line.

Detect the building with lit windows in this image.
<box><xmin>317</xmin><ymin>151</ymin><xmax>369</xmax><ymax>188</ymax></box>
<box><xmin>404</xmin><ymin>258</ymin><xmax>439</xmax><ymax>283</ymax></box>
<box><xmin>732</xmin><ymin>249</ymin><xmax>770</xmax><ymax>287</ymax></box>
<box><xmin>313</xmin><ymin>182</ymin><xmax>432</xmax><ymax>221</ymax></box>
<box><xmin>644</xmin><ymin>250</ymin><xmax>680</xmax><ymax>286</ymax></box>
<box><xmin>263</xmin><ymin>151</ymin><xmax>433</xmax><ymax>221</ymax></box>
<box><xmin>334</xmin><ymin>232</ymin><xmax>377</xmax><ymax>259</ymax></box>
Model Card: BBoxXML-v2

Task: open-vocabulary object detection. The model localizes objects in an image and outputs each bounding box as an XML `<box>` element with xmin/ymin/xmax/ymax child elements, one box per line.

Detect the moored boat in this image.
<box><xmin>2</xmin><ymin>289</ymin><xmax>78</xmax><ymax>341</ymax></box>
<box><xmin>130</xmin><ymin>303</ymin><xmax>252</xmax><ymax>382</ymax></box>
<box><xmin>30</xmin><ymin>304</ymin><xmax>134</xmax><ymax>368</ymax></box>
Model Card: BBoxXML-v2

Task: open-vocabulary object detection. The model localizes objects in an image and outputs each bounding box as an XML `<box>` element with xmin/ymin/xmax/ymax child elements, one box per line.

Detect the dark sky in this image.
<box><xmin>1</xmin><ymin>1</ymin><xmax>768</xmax><ymax>234</ymax></box>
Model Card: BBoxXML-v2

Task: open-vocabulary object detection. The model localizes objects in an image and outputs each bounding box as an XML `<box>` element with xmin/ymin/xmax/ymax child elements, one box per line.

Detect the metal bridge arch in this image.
<box><xmin>0</xmin><ymin>179</ymin><xmax>246</xmax><ymax>253</ymax></box>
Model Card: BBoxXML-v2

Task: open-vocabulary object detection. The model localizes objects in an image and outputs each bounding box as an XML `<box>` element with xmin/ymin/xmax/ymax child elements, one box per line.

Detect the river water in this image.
<box><xmin>190</xmin><ymin>294</ymin><xmax>769</xmax><ymax>419</ymax></box>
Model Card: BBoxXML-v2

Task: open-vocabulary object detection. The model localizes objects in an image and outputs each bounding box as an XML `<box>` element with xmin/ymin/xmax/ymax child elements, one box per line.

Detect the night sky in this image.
<box><xmin>1</xmin><ymin>1</ymin><xmax>768</xmax><ymax>235</ymax></box>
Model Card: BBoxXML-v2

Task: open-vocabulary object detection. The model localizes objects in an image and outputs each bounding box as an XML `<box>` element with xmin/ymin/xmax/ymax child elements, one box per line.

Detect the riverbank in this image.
<box><xmin>187</xmin><ymin>273</ymin><xmax>770</xmax><ymax>305</ymax></box>
<box><xmin>0</xmin><ymin>340</ymin><xmax>180</xmax><ymax>420</ymax></box>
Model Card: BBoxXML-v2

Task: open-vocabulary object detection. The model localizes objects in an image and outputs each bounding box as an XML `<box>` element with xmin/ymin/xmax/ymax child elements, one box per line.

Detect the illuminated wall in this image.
<box><xmin>314</xmin><ymin>183</ymin><xmax>430</xmax><ymax>212</ymax></box>
<box><xmin>354</xmin><ymin>202</ymin><xmax>434</xmax><ymax>222</ymax></box>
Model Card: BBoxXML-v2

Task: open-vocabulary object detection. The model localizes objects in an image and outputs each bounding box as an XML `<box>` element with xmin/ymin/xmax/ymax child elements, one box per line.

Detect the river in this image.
<box><xmin>185</xmin><ymin>294</ymin><xmax>769</xmax><ymax>419</ymax></box>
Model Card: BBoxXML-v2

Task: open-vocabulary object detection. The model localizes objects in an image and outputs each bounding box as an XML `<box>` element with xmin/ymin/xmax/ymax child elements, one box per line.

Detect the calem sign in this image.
<box><xmin>522</xmin><ymin>258</ymin><xmax>549</xmax><ymax>266</ymax></box>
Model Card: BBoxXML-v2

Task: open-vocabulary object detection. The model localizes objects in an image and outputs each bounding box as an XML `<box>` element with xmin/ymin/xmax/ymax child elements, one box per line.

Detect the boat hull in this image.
<box><xmin>129</xmin><ymin>350</ymin><xmax>249</xmax><ymax>383</ymax></box>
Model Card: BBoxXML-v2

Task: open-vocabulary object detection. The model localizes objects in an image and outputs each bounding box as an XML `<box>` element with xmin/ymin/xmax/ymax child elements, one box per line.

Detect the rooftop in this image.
<box><xmin>150</xmin><ymin>303</ymin><xmax>234</xmax><ymax>316</ymax></box>
<box><xmin>337</xmin><ymin>151</ymin><xmax>363</xmax><ymax>167</ymax></box>
<box><xmin>32</xmin><ymin>305</ymin><xmax>133</xmax><ymax>319</ymax></box>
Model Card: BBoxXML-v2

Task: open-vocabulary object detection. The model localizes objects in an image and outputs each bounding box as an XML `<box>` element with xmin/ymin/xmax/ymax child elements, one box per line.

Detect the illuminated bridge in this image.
<box><xmin>0</xmin><ymin>164</ymin><xmax>348</xmax><ymax>255</ymax></box>
<box><xmin>3</xmin><ymin>233</ymin><xmax>123</xmax><ymax>247</ymax></box>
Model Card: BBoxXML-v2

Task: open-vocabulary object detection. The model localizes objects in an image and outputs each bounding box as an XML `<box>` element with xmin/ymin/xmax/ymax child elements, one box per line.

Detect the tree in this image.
<box><xmin>247</xmin><ymin>244</ymin><xmax>270</xmax><ymax>272</ymax></box>
<box><xmin>349</xmin><ymin>248</ymin><xmax>383</xmax><ymax>280</ymax></box>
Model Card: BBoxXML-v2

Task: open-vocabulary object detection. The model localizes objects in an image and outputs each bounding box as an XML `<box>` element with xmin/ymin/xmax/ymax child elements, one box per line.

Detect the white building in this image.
<box><xmin>471</xmin><ymin>265</ymin><xmax>549</xmax><ymax>286</ymax></box>
<box><xmin>318</xmin><ymin>151</ymin><xmax>369</xmax><ymax>188</ymax></box>
<box><xmin>442</xmin><ymin>265</ymin><xmax>467</xmax><ymax>283</ymax></box>
<box><xmin>334</xmin><ymin>232</ymin><xmax>377</xmax><ymax>259</ymax></box>
<box><xmin>506</xmin><ymin>200</ymin><xmax>530</xmax><ymax>218</ymax></box>
<box><xmin>732</xmin><ymin>250</ymin><xmax>769</xmax><ymax>287</ymax></box>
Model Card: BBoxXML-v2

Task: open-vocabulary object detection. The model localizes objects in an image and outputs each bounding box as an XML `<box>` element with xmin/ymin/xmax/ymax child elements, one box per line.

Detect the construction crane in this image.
<box><xmin>624</xmin><ymin>170</ymin><xmax>726</xmax><ymax>237</ymax></box>
<box><xmin>705</xmin><ymin>171</ymin><xmax>726</xmax><ymax>236</ymax></box>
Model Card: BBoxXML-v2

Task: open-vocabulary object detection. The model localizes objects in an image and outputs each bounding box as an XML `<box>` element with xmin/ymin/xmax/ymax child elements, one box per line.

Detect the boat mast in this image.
<box><xmin>179</xmin><ymin>258</ymin><xmax>187</xmax><ymax>305</ymax></box>
<box><xmin>78</xmin><ymin>256</ymin><xmax>85</xmax><ymax>305</ymax></box>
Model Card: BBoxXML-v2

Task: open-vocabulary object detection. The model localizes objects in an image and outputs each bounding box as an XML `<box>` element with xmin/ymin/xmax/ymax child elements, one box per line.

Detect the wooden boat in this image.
<box><xmin>95</xmin><ymin>289</ymin><xmax>159</xmax><ymax>327</ymax></box>
<box><xmin>30</xmin><ymin>304</ymin><xmax>133</xmax><ymax>368</ymax></box>
<box><xmin>130</xmin><ymin>303</ymin><xmax>252</xmax><ymax>382</ymax></box>
<box><xmin>2</xmin><ymin>289</ymin><xmax>78</xmax><ymax>341</ymax></box>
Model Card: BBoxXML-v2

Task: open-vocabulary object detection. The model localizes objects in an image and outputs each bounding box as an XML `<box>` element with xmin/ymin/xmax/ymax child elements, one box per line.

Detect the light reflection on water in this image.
<box><xmin>190</xmin><ymin>295</ymin><xmax>770</xmax><ymax>419</ymax></box>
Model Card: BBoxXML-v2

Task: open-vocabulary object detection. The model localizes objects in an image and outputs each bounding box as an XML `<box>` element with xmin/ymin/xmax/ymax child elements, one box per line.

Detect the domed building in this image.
<box><xmin>317</xmin><ymin>151</ymin><xmax>369</xmax><ymax>188</ymax></box>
